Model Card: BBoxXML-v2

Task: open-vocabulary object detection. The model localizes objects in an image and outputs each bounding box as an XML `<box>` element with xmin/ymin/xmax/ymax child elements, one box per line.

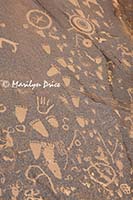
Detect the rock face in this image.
<box><xmin>0</xmin><ymin>0</ymin><xmax>132</xmax><ymax>199</ymax></box>
<box><xmin>118</xmin><ymin>0</ymin><xmax>133</xmax><ymax>33</ymax></box>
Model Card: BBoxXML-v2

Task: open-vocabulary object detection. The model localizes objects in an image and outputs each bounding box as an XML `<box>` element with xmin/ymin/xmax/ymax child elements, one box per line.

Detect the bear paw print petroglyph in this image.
<box><xmin>0</xmin><ymin>104</ymin><xmax>7</xmax><ymax>113</ymax></box>
<box><xmin>29</xmin><ymin>141</ymin><xmax>62</xmax><ymax>180</ymax></box>
<box><xmin>0</xmin><ymin>103</ymin><xmax>50</xmax><ymax>138</ymax></box>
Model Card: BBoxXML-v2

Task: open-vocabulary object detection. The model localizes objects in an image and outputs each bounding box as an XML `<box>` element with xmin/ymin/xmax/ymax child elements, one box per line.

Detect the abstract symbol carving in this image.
<box><xmin>0</xmin><ymin>104</ymin><xmax>7</xmax><ymax>113</ymax></box>
<box><xmin>26</xmin><ymin>9</ymin><xmax>52</xmax><ymax>30</ymax></box>
<box><xmin>86</xmin><ymin>161</ymin><xmax>116</xmax><ymax>187</ymax></box>
<box><xmin>62</xmin><ymin>117</ymin><xmax>69</xmax><ymax>131</ymax></box>
<box><xmin>25</xmin><ymin>165</ymin><xmax>57</xmax><ymax>194</ymax></box>
<box><xmin>70</xmin><ymin>15</ymin><xmax>95</xmax><ymax>35</ymax></box>
<box><xmin>0</xmin><ymin>38</ymin><xmax>19</xmax><ymax>53</ymax></box>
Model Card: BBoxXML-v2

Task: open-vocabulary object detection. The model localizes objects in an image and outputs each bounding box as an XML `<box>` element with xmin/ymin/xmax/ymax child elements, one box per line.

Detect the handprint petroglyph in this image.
<box><xmin>37</xmin><ymin>96</ymin><xmax>54</xmax><ymax>115</ymax></box>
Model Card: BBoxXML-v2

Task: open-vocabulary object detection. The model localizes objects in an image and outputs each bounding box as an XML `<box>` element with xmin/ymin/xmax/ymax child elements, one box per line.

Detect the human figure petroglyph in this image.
<box><xmin>0</xmin><ymin>38</ymin><xmax>19</xmax><ymax>53</ymax></box>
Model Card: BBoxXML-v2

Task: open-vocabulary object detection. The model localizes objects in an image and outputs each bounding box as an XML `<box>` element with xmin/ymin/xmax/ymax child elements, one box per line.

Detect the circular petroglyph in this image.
<box><xmin>26</xmin><ymin>9</ymin><xmax>52</xmax><ymax>29</ymax></box>
<box><xmin>70</xmin><ymin>15</ymin><xmax>95</xmax><ymax>34</ymax></box>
